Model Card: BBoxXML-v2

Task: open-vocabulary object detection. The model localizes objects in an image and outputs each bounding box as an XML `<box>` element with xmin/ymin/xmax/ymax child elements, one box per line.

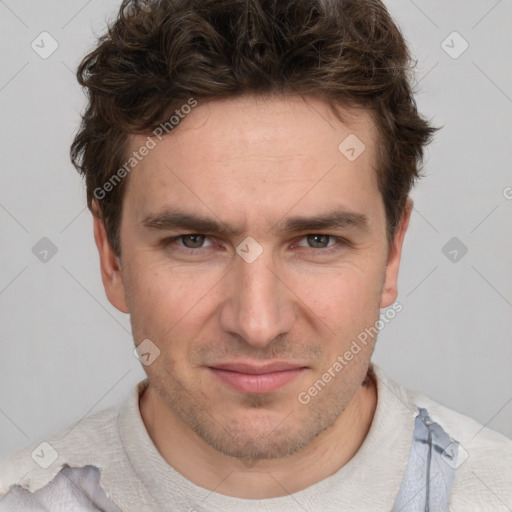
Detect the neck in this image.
<box><xmin>139</xmin><ymin>373</ymin><xmax>377</xmax><ymax>499</ymax></box>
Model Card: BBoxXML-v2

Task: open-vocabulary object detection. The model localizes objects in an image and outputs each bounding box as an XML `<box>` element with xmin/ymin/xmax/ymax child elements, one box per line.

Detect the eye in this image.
<box><xmin>164</xmin><ymin>234</ymin><xmax>214</xmax><ymax>251</ymax></box>
<box><xmin>295</xmin><ymin>234</ymin><xmax>346</xmax><ymax>254</ymax></box>
<box><xmin>179</xmin><ymin>234</ymin><xmax>212</xmax><ymax>249</ymax></box>
<box><xmin>298</xmin><ymin>234</ymin><xmax>337</xmax><ymax>249</ymax></box>
<box><xmin>162</xmin><ymin>233</ymin><xmax>347</xmax><ymax>256</ymax></box>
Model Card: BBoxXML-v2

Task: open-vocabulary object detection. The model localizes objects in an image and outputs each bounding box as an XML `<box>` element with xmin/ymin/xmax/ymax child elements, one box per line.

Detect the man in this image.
<box><xmin>1</xmin><ymin>0</ymin><xmax>511</xmax><ymax>510</ymax></box>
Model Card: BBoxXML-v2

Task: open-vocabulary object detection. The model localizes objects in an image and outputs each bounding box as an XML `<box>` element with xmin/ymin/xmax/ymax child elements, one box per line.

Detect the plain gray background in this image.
<box><xmin>0</xmin><ymin>0</ymin><xmax>511</xmax><ymax>462</ymax></box>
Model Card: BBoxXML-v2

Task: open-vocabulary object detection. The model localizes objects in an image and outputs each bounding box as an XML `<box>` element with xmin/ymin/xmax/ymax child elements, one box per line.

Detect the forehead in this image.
<box><xmin>123</xmin><ymin>95</ymin><xmax>382</xmax><ymax>233</ymax></box>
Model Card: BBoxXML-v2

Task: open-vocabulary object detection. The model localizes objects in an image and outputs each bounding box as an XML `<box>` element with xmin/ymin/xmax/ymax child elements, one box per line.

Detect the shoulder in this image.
<box><xmin>0</xmin><ymin>466</ymin><xmax>122</xmax><ymax>511</ymax></box>
<box><xmin>416</xmin><ymin>391</ymin><xmax>512</xmax><ymax>510</ymax></box>
<box><xmin>377</xmin><ymin>367</ymin><xmax>512</xmax><ymax>509</ymax></box>
<box><xmin>0</xmin><ymin>404</ymin><xmax>120</xmax><ymax>500</ymax></box>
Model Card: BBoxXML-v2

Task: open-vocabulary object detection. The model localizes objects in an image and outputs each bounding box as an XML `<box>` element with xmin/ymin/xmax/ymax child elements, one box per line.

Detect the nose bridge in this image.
<box><xmin>221</xmin><ymin>243</ymin><xmax>295</xmax><ymax>348</ymax></box>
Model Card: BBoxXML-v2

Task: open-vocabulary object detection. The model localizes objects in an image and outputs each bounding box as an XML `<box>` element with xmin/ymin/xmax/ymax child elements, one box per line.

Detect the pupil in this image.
<box><xmin>309</xmin><ymin>234</ymin><xmax>328</xmax><ymax>248</ymax></box>
<box><xmin>185</xmin><ymin>234</ymin><xmax>203</xmax><ymax>248</ymax></box>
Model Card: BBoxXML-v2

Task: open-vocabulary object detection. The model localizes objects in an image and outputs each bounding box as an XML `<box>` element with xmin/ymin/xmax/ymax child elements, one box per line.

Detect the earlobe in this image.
<box><xmin>93</xmin><ymin>213</ymin><xmax>129</xmax><ymax>314</ymax></box>
<box><xmin>379</xmin><ymin>197</ymin><xmax>413</xmax><ymax>309</ymax></box>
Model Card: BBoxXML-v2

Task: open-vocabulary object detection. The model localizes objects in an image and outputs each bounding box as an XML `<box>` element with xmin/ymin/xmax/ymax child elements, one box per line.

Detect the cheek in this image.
<box><xmin>125</xmin><ymin>263</ymin><xmax>217</xmax><ymax>341</ymax></box>
<box><xmin>296</xmin><ymin>271</ymin><xmax>384</xmax><ymax>369</ymax></box>
<box><xmin>298</xmin><ymin>263</ymin><xmax>384</xmax><ymax>324</ymax></box>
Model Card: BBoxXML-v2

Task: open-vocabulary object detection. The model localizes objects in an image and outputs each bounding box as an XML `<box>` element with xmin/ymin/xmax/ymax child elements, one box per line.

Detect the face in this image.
<box><xmin>95</xmin><ymin>95</ymin><xmax>410</xmax><ymax>461</ymax></box>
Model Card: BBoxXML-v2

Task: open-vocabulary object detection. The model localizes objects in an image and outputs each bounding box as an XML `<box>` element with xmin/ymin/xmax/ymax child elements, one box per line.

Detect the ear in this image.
<box><xmin>93</xmin><ymin>212</ymin><xmax>129</xmax><ymax>314</ymax></box>
<box><xmin>379</xmin><ymin>197</ymin><xmax>413</xmax><ymax>308</ymax></box>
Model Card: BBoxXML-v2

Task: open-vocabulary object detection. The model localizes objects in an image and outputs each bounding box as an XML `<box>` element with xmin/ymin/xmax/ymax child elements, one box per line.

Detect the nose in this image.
<box><xmin>219</xmin><ymin>246</ymin><xmax>296</xmax><ymax>349</ymax></box>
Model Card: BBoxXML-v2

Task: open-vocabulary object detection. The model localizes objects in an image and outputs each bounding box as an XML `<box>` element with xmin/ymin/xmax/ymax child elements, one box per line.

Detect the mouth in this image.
<box><xmin>207</xmin><ymin>361</ymin><xmax>308</xmax><ymax>393</ymax></box>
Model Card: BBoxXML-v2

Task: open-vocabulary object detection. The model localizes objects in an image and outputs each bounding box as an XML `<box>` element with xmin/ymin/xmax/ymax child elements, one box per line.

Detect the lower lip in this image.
<box><xmin>209</xmin><ymin>368</ymin><xmax>306</xmax><ymax>393</ymax></box>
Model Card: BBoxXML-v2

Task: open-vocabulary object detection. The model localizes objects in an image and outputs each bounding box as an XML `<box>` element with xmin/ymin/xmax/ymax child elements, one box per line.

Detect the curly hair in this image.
<box><xmin>71</xmin><ymin>0</ymin><xmax>436</xmax><ymax>255</ymax></box>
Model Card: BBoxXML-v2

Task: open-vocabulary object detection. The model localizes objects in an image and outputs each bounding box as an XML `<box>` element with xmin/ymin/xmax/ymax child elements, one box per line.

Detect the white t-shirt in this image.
<box><xmin>1</xmin><ymin>364</ymin><xmax>511</xmax><ymax>511</ymax></box>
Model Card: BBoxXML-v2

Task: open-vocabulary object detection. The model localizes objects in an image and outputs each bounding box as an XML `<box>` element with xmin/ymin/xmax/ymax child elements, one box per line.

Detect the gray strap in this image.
<box><xmin>392</xmin><ymin>408</ymin><xmax>458</xmax><ymax>512</ymax></box>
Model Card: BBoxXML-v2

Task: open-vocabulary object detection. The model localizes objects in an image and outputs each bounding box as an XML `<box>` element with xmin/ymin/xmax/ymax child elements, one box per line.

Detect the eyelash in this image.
<box><xmin>162</xmin><ymin>234</ymin><xmax>348</xmax><ymax>256</ymax></box>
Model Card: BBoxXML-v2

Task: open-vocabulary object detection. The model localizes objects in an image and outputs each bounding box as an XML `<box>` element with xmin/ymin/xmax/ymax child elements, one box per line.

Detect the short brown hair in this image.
<box><xmin>71</xmin><ymin>0</ymin><xmax>436</xmax><ymax>255</ymax></box>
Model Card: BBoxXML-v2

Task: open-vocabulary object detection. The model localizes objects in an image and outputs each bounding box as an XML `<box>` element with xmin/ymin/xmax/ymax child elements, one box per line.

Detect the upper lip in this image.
<box><xmin>208</xmin><ymin>361</ymin><xmax>307</xmax><ymax>374</ymax></box>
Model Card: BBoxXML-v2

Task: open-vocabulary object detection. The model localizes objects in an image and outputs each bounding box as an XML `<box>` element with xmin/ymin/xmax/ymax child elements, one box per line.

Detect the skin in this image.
<box><xmin>93</xmin><ymin>94</ymin><xmax>412</xmax><ymax>499</ymax></box>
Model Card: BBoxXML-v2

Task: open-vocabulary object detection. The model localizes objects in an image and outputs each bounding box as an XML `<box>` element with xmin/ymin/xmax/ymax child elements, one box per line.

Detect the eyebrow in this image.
<box><xmin>140</xmin><ymin>208</ymin><xmax>369</xmax><ymax>236</ymax></box>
